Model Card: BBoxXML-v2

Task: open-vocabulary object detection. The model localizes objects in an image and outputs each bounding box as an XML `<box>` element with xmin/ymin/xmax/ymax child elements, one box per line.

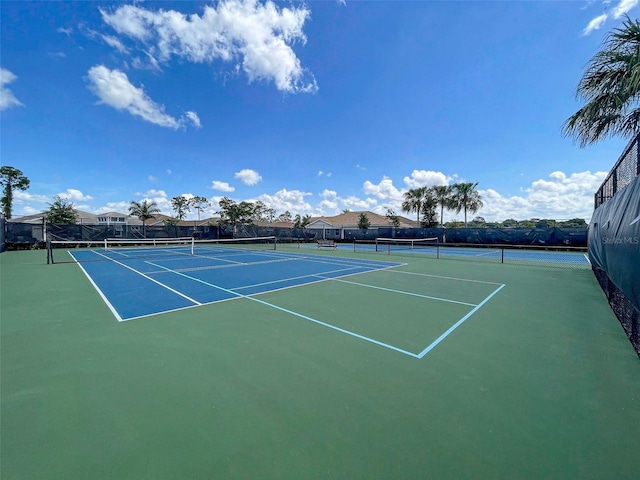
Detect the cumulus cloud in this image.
<box><xmin>58</xmin><ymin>189</ymin><xmax>94</xmax><ymax>201</ymax></box>
<box><xmin>0</xmin><ymin>68</ymin><xmax>23</xmax><ymax>110</ymax></box>
<box><xmin>363</xmin><ymin>176</ymin><xmax>404</xmax><ymax>202</ymax></box>
<box><xmin>100</xmin><ymin>0</ymin><xmax>317</xmax><ymax>93</ymax></box>
<box><xmin>211</xmin><ymin>180</ymin><xmax>235</xmax><ymax>192</ymax></box>
<box><xmin>95</xmin><ymin>201</ymin><xmax>132</xmax><ymax>214</ymax></box>
<box><xmin>254</xmin><ymin>188</ymin><xmax>312</xmax><ymax>214</ymax></box>
<box><xmin>86</xmin><ymin>65</ymin><xmax>199</xmax><ymax>129</ymax></box>
<box><xmin>475</xmin><ymin>170</ymin><xmax>607</xmax><ymax>222</ymax></box>
<box><xmin>125</xmin><ymin>189</ymin><xmax>173</xmax><ymax>214</ymax></box>
<box><xmin>235</xmin><ymin>168</ymin><xmax>262</xmax><ymax>185</ymax></box>
<box><xmin>403</xmin><ymin>170</ymin><xmax>449</xmax><ymax>188</ymax></box>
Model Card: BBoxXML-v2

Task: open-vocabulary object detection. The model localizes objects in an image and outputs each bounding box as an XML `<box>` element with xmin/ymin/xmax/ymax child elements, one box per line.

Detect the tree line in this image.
<box><xmin>0</xmin><ymin>169</ymin><xmax>589</xmax><ymax>231</ymax></box>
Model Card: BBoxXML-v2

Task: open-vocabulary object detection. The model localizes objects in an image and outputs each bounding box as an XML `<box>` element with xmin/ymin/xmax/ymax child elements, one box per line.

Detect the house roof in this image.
<box><xmin>308</xmin><ymin>211</ymin><xmax>417</xmax><ymax>228</ymax></box>
<box><xmin>9</xmin><ymin>209</ymin><xmax>100</xmax><ymax>224</ymax></box>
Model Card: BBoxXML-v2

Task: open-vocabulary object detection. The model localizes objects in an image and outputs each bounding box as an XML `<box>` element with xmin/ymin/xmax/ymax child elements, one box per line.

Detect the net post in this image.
<box><xmin>273</xmin><ymin>236</ymin><xmax>277</xmax><ymax>250</ymax></box>
<box><xmin>104</xmin><ymin>239</ymin><xmax>108</xmax><ymax>251</ymax></box>
<box><xmin>46</xmin><ymin>237</ymin><xmax>52</xmax><ymax>264</ymax></box>
<box><xmin>190</xmin><ymin>236</ymin><xmax>195</xmax><ymax>255</ymax></box>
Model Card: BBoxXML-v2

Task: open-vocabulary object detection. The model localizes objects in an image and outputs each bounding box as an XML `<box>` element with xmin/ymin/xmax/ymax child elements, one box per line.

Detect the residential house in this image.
<box><xmin>307</xmin><ymin>211</ymin><xmax>416</xmax><ymax>240</ymax></box>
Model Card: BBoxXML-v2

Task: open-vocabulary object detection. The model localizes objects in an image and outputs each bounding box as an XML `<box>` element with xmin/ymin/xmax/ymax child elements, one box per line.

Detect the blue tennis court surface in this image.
<box><xmin>71</xmin><ymin>246</ymin><xmax>402</xmax><ymax>321</ymax></box>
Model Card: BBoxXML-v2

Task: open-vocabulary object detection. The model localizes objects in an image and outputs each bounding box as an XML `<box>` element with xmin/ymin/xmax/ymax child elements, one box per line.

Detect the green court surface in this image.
<box><xmin>1</xmin><ymin>247</ymin><xmax>639</xmax><ymax>479</ymax></box>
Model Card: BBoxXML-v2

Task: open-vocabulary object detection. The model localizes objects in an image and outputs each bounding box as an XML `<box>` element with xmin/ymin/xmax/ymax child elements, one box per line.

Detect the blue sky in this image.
<box><xmin>1</xmin><ymin>0</ymin><xmax>637</xmax><ymax>223</ymax></box>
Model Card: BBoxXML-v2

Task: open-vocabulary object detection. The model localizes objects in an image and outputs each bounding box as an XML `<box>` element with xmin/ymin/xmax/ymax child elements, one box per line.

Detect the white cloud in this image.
<box><xmin>58</xmin><ymin>189</ymin><xmax>93</xmax><ymax>201</ymax></box>
<box><xmin>363</xmin><ymin>176</ymin><xmax>404</xmax><ymax>202</ymax></box>
<box><xmin>100</xmin><ymin>0</ymin><xmax>317</xmax><ymax>93</ymax></box>
<box><xmin>148</xmin><ymin>175</ymin><xmax>157</xmax><ymax>182</ymax></box>
<box><xmin>14</xmin><ymin>191</ymin><xmax>50</xmax><ymax>204</ymax></box>
<box><xmin>254</xmin><ymin>188</ymin><xmax>313</xmax><ymax>215</ymax></box>
<box><xmin>403</xmin><ymin>170</ymin><xmax>449</xmax><ymax>188</ymax></box>
<box><xmin>235</xmin><ymin>168</ymin><xmax>262</xmax><ymax>185</ymax></box>
<box><xmin>86</xmin><ymin>65</ymin><xmax>185</xmax><ymax>129</ymax></box>
<box><xmin>474</xmin><ymin>170</ymin><xmax>607</xmax><ymax>222</ymax></box>
<box><xmin>57</xmin><ymin>27</ymin><xmax>73</xmax><ymax>36</ymax></box>
<box><xmin>613</xmin><ymin>0</ymin><xmax>639</xmax><ymax>18</ymax></box>
<box><xmin>129</xmin><ymin>188</ymin><xmax>174</xmax><ymax>215</ymax></box>
<box><xmin>582</xmin><ymin>13</ymin><xmax>608</xmax><ymax>35</ymax></box>
<box><xmin>95</xmin><ymin>201</ymin><xmax>132</xmax><ymax>214</ymax></box>
<box><xmin>102</xmin><ymin>34</ymin><xmax>130</xmax><ymax>53</ymax></box>
<box><xmin>184</xmin><ymin>111</ymin><xmax>202</xmax><ymax>128</ymax></box>
<box><xmin>318</xmin><ymin>170</ymin><xmax>333</xmax><ymax>177</ymax></box>
<box><xmin>0</xmin><ymin>68</ymin><xmax>23</xmax><ymax>111</ymax></box>
<box><xmin>211</xmin><ymin>180</ymin><xmax>235</xmax><ymax>192</ymax></box>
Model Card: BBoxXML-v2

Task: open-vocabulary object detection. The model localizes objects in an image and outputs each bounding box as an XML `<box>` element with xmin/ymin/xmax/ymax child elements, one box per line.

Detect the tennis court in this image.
<box><xmin>2</xmin><ymin>243</ymin><xmax>639</xmax><ymax>479</ymax></box>
<box><xmin>350</xmin><ymin>237</ymin><xmax>591</xmax><ymax>266</ymax></box>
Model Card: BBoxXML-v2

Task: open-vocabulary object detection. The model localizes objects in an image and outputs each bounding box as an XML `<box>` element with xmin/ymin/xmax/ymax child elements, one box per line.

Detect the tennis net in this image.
<box><xmin>47</xmin><ymin>238</ymin><xmax>196</xmax><ymax>264</ymax></box>
<box><xmin>375</xmin><ymin>237</ymin><xmax>440</xmax><ymax>255</ymax></box>
<box><xmin>47</xmin><ymin>236</ymin><xmax>278</xmax><ymax>264</ymax></box>
<box><xmin>191</xmin><ymin>236</ymin><xmax>276</xmax><ymax>255</ymax></box>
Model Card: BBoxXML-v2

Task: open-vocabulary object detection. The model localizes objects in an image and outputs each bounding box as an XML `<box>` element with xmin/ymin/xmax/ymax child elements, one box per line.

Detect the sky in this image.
<box><xmin>1</xmin><ymin>0</ymin><xmax>638</xmax><ymax>223</ymax></box>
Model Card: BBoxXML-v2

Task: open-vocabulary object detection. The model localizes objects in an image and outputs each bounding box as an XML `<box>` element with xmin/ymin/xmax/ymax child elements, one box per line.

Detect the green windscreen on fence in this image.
<box><xmin>589</xmin><ymin>174</ymin><xmax>640</xmax><ymax>354</ymax></box>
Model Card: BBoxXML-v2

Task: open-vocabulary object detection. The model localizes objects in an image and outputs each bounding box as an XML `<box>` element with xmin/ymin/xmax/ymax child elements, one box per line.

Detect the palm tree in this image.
<box><xmin>563</xmin><ymin>16</ymin><xmax>640</xmax><ymax>146</ymax></box>
<box><xmin>129</xmin><ymin>200</ymin><xmax>160</xmax><ymax>237</ymax></box>
<box><xmin>293</xmin><ymin>214</ymin><xmax>311</xmax><ymax>229</ymax></box>
<box><xmin>432</xmin><ymin>185</ymin><xmax>453</xmax><ymax>227</ymax></box>
<box><xmin>402</xmin><ymin>187</ymin><xmax>428</xmax><ymax>226</ymax></box>
<box><xmin>450</xmin><ymin>182</ymin><xmax>483</xmax><ymax>227</ymax></box>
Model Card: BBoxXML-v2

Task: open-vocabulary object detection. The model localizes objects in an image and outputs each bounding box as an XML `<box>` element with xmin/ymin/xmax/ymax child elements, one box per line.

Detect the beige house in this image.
<box><xmin>308</xmin><ymin>210</ymin><xmax>416</xmax><ymax>229</ymax></box>
<box><xmin>306</xmin><ymin>211</ymin><xmax>416</xmax><ymax>240</ymax></box>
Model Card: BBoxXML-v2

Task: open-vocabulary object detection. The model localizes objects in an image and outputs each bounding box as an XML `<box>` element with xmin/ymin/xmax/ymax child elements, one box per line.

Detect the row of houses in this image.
<box><xmin>8</xmin><ymin>209</ymin><xmax>418</xmax><ymax>241</ymax></box>
<box><xmin>10</xmin><ymin>209</ymin><xmax>417</xmax><ymax>228</ymax></box>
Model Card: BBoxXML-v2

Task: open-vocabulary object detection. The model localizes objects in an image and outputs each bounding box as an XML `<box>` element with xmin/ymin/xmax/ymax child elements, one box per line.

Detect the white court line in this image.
<box><xmin>69</xmin><ymin>251</ymin><xmax>124</xmax><ymax>322</ymax></box>
<box><xmin>318</xmin><ymin>276</ymin><xmax>478</xmax><ymax>307</ymax></box>
<box><xmin>90</xmin><ymin>250</ymin><xmax>202</xmax><ymax>309</ymax></box>
<box><xmin>146</xmin><ymin>260</ymin><xmax>419</xmax><ymax>358</ymax></box>
<box><xmin>233</xmin><ymin>265</ymin><xmax>368</xmax><ymax>291</ymax></box>
<box><xmin>416</xmin><ymin>284</ymin><xmax>506</xmax><ymax>359</ymax></box>
<box><xmin>386</xmin><ymin>269</ymin><xmax>503</xmax><ymax>285</ymax></box>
